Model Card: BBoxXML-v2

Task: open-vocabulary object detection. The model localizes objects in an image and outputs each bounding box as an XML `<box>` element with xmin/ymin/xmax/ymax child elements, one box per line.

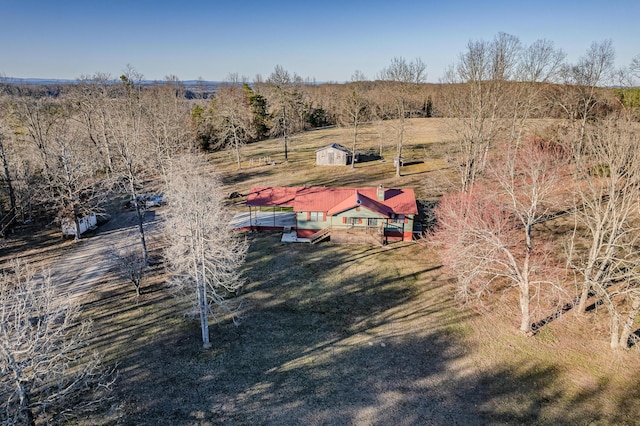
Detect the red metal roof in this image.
<box><xmin>326</xmin><ymin>190</ymin><xmax>394</xmax><ymax>216</ymax></box>
<box><xmin>248</xmin><ymin>186</ymin><xmax>418</xmax><ymax>216</ymax></box>
<box><xmin>246</xmin><ymin>187</ymin><xmax>302</xmax><ymax>207</ymax></box>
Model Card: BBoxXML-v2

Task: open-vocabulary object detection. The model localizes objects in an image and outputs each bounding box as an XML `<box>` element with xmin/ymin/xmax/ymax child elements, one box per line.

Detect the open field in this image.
<box><xmin>212</xmin><ymin>118</ymin><xmax>460</xmax><ymax>203</ymax></box>
<box><xmin>2</xmin><ymin>118</ymin><xmax>640</xmax><ymax>424</ymax></box>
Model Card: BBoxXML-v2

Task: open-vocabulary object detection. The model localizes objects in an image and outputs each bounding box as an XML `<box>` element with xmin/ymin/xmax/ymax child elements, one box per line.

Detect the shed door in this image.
<box><xmin>327</xmin><ymin>152</ymin><xmax>334</xmax><ymax>164</ymax></box>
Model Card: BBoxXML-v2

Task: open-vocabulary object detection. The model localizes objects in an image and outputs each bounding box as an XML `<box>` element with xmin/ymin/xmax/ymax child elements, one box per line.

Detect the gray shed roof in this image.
<box><xmin>315</xmin><ymin>143</ymin><xmax>352</xmax><ymax>153</ymax></box>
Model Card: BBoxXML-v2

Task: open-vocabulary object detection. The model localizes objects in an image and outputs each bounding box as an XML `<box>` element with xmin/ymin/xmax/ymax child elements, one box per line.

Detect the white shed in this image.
<box><xmin>315</xmin><ymin>143</ymin><xmax>353</xmax><ymax>166</ymax></box>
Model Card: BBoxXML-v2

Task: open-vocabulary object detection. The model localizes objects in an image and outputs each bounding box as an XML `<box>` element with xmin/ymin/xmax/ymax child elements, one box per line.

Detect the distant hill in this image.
<box><xmin>1</xmin><ymin>77</ymin><xmax>221</xmax><ymax>99</ymax></box>
<box><xmin>3</xmin><ymin>78</ymin><xmax>78</xmax><ymax>85</ymax></box>
<box><xmin>3</xmin><ymin>77</ymin><xmax>220</xmax><ymax>89</ymax></box>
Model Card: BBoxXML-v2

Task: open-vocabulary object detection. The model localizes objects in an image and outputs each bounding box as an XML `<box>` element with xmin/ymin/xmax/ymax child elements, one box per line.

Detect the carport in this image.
<box><xmin>230</xmin><ymin>210</ymin><xmax>296</xmax><ymax>231</ymax></box>
<box><xmin>232</xmin><ymin>186</ymin><xmax>301</xmax><ymax>232</ymax></box>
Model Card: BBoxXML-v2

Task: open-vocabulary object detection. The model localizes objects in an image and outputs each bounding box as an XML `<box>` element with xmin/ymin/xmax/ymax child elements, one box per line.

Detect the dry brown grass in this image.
<box><xmin>3</xmin><ymin>118</ymin><xmax>640</xmax><ymax>424</ymax></box>
<box><xmin>213</xmin><ymin>118</ymin><xmax>459</xmax><ymax>204</ymax></box>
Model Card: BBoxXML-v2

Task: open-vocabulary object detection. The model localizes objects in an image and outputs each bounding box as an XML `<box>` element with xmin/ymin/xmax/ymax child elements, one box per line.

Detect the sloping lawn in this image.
<box><xmin>5</xmin><ymin>118</ymin><xmax>640</xmax><ymax>424</ymax></box>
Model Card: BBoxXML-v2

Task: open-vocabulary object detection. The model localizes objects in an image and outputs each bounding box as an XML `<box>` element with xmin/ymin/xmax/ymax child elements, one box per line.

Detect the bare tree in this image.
<box><xmin>51</xmin><ymin>124</ymin><xmax>107</xmax><ymax>239</ymax></box>
<box><xmin>12</xmin><ymin>96</ymin><xmax>105</xmax><ymax>239</ymax></box>
<box><xmin>211</xmin><ymin>80</ymin><xmax>255</xmax><ymax>169</ymax></box>
<box><xmin>10</xmin><ymin>93</ymin><xmax>62</xmax><ymax>188</ymax></box>
<box><xmin>0</xmin><ymin>98</ymin><xmax>18</xmax><ymax>235</ymax></box>
<box><xmin>2</xmin><ymin>142</ymin><xmax>37</xmax><ymax>226</ymax></box>
<box><xmin>440</xmin><ymin>33</ymin><xmax>521</xmax><ymax>191</ymax></box>
<box><xmin>339</xmin><ymin>81</ymin><xmax>369</xmax><ymax>169</ymax></box>
<box><xmin>110</xmin><ymin>246</ymin><xmax>146</xmax><ymax>298</ymax></box>
<box><xmin>378</xmin><ymin>57</ymin><xmax>426</xmax><ymax>177</ymax></box>
<box><xmin>264</xmin><ymin>66</ymin><xmax>304</xmax><ymax>162</ymax></box>
<box><xmin>441</xmin><ymin>33</ymin><xmax>566</xmax><ymax>192</ymax></box>
<box><xmin>163</xmin><ymin>153</ymin><xmax>247</xmax><ymax>348</ymax></box>
<box><xmin>106</xmin><ymin>66</ymin><xmax>152</xmax><ymax>263</ymax></box>
<box><xmin>141</xmin><ymin>75</ymin><xmax>192</xmax><ymax>181</ymax></box>
<box><xmin>0</xmin><ymin>260</ymin><xmax>114</xmax><ymax>425</ymax></box>
<box><xmin>0</xmin><ymin>134</ymin><xmax>17</xmax><ymax>235</ymax></box>
<box><xmin>351</xmin><ymin>70</ymin><xmax>367</xmax><ymax>82</ymax></box>
<box><xmin>566</xmin><ymin>114</ymin><xmax>640</xmax><ymax>349</ymax></box>
<box><xmin>432</xmin><ymin>141</ymin><xmax>569</xmax><ymax>334</ymax></box>
<box><xmin>74</xmin><ymin>73</ymin><xmax>118</xmax><ymax>176</ymax></box>
<box><xmin>368</xmin><ymin>85</ymin><xmax>395</xmax><ymax>159</ymax></box>
<box><xmin>556</xmin><ymin>40</ymin><xmax>616</xmax><ymax>152</ymax></box>
<box><xmin>508</xmin><ymin>39</ymin><xmax>565</xmax><ymax>145</ymax></box>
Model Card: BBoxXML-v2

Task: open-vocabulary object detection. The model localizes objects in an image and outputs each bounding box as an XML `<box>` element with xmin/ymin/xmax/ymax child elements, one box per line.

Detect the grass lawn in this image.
<box><xmin>95</xmin><ymin>231</ymin><xmax>640</xmax><ymax>425</ymax></box>
<box><xmin>211</xmin><ymin>118</ymin><xmax>459</xmax><ymax>204</ymax></box>
<box><xmin>3</xmin><ymin>118</ymin><xmax>640</xmax><ymax>425</ymax></box>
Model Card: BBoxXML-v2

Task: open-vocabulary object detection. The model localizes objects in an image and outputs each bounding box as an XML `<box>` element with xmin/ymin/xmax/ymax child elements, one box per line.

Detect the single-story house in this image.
<box><xmin>245</xmin><ymin>185</ymin><xmax>418</xmax><ymax>243</ymax></box>
<box><xmin>315</xmin><ymin>143</ymin><xmax>353</xmax><ymax>166</ymax></box>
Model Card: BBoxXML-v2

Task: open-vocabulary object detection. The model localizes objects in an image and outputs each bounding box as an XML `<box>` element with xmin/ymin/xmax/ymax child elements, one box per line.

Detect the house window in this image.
<box><xmin>392</xmin><ymin>215</ymin><xmax>405</xmax><ymax>224</ymax></box>
<box><xmin>368</xmin><ymin>218</ymin><xmax>378</xmax><ymax>226</ymax></box>
<box><xmin>309</xmin><ymin>211</ymin><xmax>323</xmax><ymax>222</ymax></box>
<box><xmin>348</xmin><ymin>217</ymin><xmax>359</xmax><ymax>225</ymax></box>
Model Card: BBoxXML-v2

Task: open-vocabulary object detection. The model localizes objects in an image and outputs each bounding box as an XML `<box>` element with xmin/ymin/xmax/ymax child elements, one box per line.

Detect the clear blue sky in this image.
<box><xmin>2</xmin><ymin>0</ymin><xmax>639</xmax><ymax>83</ymax></box>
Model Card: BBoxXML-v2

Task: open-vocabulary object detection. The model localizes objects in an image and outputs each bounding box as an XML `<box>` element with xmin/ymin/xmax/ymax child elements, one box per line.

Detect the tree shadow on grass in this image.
<box><xmin>221</xmin><ymin>168</ymin><xmax>277</xmax><ymax>187</ymax></box>
<box><xmin>356</xmin><ymin>152</ymin><xmax>382</xmax><ymax>164</ymax></box>
<box><xmin>113</xmin><ymin>314</ymin><xmax>621</xmax><ymax>425</ymax></box>
<box><xmin>95</xmin><ymin>233</ymin><xmax>631</xmax><ymax>425</ymax></box>
<box><xmin>0</xmin><ymin>227</ymin><xmax>68</xmax><ymax>265</ymax></box>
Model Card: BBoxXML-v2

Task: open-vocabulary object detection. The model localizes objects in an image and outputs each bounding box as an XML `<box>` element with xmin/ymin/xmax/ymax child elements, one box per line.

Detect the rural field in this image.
<box><xmin>3</xmin><ymin>118</ymin><xmax>640</xmax><ymax>425</ymax></box>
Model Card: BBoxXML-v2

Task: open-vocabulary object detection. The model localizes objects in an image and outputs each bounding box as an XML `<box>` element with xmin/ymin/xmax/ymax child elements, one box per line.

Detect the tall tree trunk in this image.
<box><xmin>17</xmin><ymin>380</ymin><xmax>35</xmax><ymax>426</ymax></box>
<box><xmin>283</xmin><ymin>105</ymin><xmax>288</xmax><ymax>162</ymax></box>
<box><xmin>197</xmin><ymin>229</ymin><xmax>211</xmax><ymax>349</ymax></box>
<box><xmin>62</xmin><ymin>152</ymin><xmax>82</xmax><ymax>242</ymax></box>
<box><xmin>618</xmin><ymin>296</ymin><xmax>640</xmax><ymax>349</ymax></box>
<box><xmin>198</xmin><ymin>279</ymin><xmax>210</xmax><ymax>348</ymax></box>
<box><xmin>1</xmin><ymin>341</ymin><xmax>36</xmax><ymax>426</ymax></box>
<box><xmin>577</xmin><ymin>283</ymin><xmax>591</xmax><ymax>313</ymax></box>
<box><xmin>129</xmin><ymin>178</ymin><xmax>148</xmax><ymax>265</ymax></box>
<box><xmin>73</xmin><ymin>216</ymin><xmax>82</xmax><ymax>241</ymax></box>
<box><xmin>519</xmin><ymin>235</ymin><xmax>532</xmax><ymax>334</ymax></box>
<box><xmin>610</xmin><ymin>312</ymin><xmax>621</xmax><ymax>350</ymax></box>
<box><xmin>234</xmin><ymin>128</ymin><xmax>241</xmax><ymax>170</ymax></box>
<box><xmin>351</xmin><ymin>123</ymin><xmax>357</xmax><ymax>169</ymax></box>
<box><xmin>101</xmin><ymin>121</ymin><xmax>114</xmax><ymax>175</ymax></box>
<box><xmin>577</xmin><ymin>230</ymin><xmax>605</xmax><ymax>314</ymax></box>
<box><xmin>519</xmin><ymin>288</ymin><xmax>532</xmax><ymax>334</ymax></box>
<box><xmin>0</xmin><ymin>136</ymin><xmax>17</xmax><ymax>222</ymax></box>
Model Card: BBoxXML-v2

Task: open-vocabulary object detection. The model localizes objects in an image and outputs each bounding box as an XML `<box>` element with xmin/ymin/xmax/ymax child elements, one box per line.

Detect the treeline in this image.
<box><xmin>0</xmin><ymin>34</ymin><xmax>638</xmax><ymax>237</ymax></box>
<box><xmin>0</xmin><ymin>68</ymin><xmax>195</xmax><ymax>256</ymax></box>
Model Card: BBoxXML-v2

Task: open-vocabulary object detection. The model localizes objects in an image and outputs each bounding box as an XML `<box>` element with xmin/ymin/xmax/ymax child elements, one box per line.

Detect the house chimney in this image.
<box><xmin>377</xmin><ymin>184</ymin><xmax>385</xmax><ymax>201</ymax></box>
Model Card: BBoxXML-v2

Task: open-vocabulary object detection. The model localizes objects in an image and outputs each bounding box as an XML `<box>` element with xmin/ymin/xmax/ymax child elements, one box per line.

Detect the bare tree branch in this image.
<box><xmin>0</xmin><ymin>259</ymin><xmax>115</xmax><ymax>424</ymax></box>
<box><xmin>567</xmin><ymin>114</ymin><xmax>640</xmax><ymax>349</ymax></box>
<box><xmin>432</xmin><ymin>140</ymin><xmax>570</xmax><ymax>334</ymax></box>
<box><xmin>163</xmin><ymin>153</ymin><xmax>248</xmax><ymax>348</ymax></box>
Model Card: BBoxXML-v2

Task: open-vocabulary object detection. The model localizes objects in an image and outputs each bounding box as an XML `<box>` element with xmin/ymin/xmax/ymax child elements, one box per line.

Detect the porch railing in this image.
<box><xmin>309</xmin><ymin>227</ymin><xmax>331</xmax><ymax>244</ymax></box>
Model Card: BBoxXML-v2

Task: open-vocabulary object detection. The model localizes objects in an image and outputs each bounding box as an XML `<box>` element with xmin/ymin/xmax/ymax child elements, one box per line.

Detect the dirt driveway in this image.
<box><xmin>47</xmin><ymin>207</ymin><xmax>163</xmax><ymax>304</ymax></box>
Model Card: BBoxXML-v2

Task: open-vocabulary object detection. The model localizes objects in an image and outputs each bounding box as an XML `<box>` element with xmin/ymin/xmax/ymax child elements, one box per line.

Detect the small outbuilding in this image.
<box><xmin>61</xmin><ymin>213</ymin><xmax>97</xmax><ymax>237</ymax></box>
<box><xmin>315</xmin><ymin>143</ymin><xmax>353</xmax><ymax>166</ymax></box>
